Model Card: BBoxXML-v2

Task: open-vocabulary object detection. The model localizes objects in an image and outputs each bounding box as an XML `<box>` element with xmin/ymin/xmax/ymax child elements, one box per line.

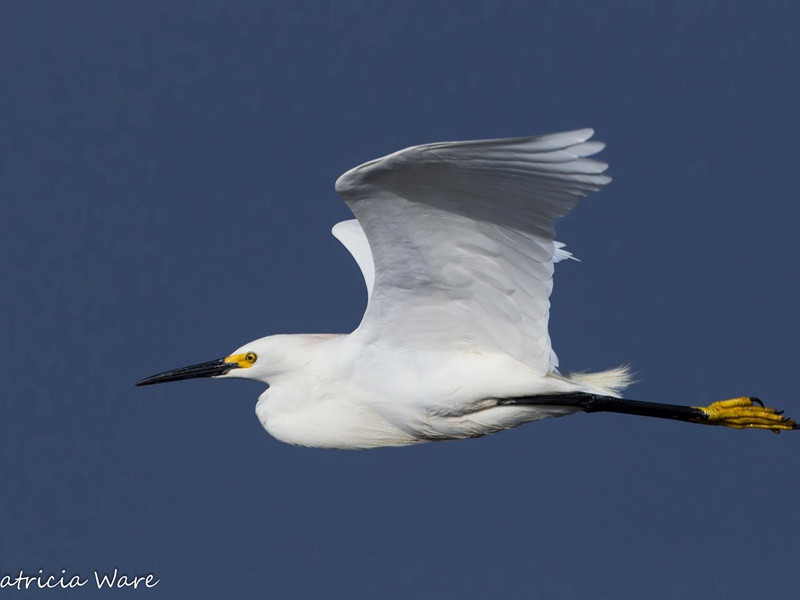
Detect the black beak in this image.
<box><xmin>136</xmin><ymin>358</ymin><xmax>238</xmax><ymax>386</ymax></box>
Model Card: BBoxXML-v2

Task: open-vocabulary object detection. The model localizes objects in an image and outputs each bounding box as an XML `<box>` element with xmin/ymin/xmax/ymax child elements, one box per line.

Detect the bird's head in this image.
<box><xmin>135</xmin><ymin>334</ymin><xmax>323</xmax><ymax>388</ymax></box>
<box><xmin>135</xmin><ymin>337</ymin><xmax>278</xmax><ymax>387</ymax></box>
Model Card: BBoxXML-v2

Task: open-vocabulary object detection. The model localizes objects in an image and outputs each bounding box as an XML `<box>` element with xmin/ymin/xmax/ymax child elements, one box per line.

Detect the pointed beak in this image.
<box><xmin>136</xmin><ymin>357</ymin><xmax>239</xmax><ymax>386</ymax></box>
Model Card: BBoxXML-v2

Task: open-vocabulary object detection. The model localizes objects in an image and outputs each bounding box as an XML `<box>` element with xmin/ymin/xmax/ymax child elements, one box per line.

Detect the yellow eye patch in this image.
<box><xmin>224</xmin><ymin>352</ymin><xmax>258</xmax><ymax>368</ymax></box>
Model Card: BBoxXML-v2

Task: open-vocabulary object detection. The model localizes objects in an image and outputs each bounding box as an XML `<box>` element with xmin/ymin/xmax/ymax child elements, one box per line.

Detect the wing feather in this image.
<box><xmin>334</xmin><ymin>129</ymin><xmax>610</xmax><ymax>373</ymax></box>
<box><xmin>331</xmin><ymin>219</ymin><xmax>375</xmax><ymax>299</ymax></box>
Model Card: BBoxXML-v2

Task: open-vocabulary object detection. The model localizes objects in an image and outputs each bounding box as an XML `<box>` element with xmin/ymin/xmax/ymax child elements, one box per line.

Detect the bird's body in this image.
<box><xmin>137</xmin><ymin>129</ymin><xmax>797</xmax><ymax>447</ymax></box>
<box><xmin>247</xmin><ymin>333</ymin><xmax>622</xmax><ymax>449</ymax></box>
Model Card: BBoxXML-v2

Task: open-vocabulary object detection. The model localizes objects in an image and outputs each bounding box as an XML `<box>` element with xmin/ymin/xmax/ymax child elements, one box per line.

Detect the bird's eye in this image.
<box><xmin>245</xmin><ymin>352</ymin><xmax>257</xmax><ymax>363</ymax></box>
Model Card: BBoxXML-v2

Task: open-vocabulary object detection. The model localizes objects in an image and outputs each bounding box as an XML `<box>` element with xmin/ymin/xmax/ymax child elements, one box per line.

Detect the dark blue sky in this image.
<box><xmin>2</xmin><ymin>2</ymin><xmax>799</xmax><ymax>598</ymax></box>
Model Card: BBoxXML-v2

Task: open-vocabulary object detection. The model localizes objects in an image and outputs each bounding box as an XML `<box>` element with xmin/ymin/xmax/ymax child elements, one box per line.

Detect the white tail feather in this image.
<box><xmin>567</xmin><ymin>365</ymin><xmax>635</xmax><ymax>397</ymax></box>
<box><xmin>553</xmin><ymin>241</ymin><xmax>578</xmax><ymax>263</ymax></box>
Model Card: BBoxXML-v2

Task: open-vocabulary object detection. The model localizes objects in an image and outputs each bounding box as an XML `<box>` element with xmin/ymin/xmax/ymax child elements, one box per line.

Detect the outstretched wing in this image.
<box><xmin>332</xmin><ymin>219</ymin><xmax>375</xmax><ymax>300</ymax></box>
<box><xmin>334</xmin><ymin>129</ymin><xmax>610</xmax><ymax>374</ymax></box>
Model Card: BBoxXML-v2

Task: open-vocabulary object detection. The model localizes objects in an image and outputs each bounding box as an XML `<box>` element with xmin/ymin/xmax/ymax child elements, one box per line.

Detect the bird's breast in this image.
<box><xmin>254</xmin><ymin>386</ymin><xmax>419</xmax><ymax>449</ymax></box>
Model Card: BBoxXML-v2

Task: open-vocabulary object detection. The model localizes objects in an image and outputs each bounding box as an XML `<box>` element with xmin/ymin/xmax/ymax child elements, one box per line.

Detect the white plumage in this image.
<box><xmin>247</xmin><ymin>129</ymin><xmax>629</xmax><ymax>448</ymax></box>
<box><xmin>139</xmin><ymin>129</ymin><xmax>639</xmax><ymax>448</ymax></box>
<box><xmin>334</xmin><ymin>128</ymin><xmax>609</xmax><ymax>374</ymax></box>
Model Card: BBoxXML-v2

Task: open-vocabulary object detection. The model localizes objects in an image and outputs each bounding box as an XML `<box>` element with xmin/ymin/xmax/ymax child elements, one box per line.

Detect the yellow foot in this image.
<box><xmin>693</xmin><ymin>397</ymin><xmax>798</xmax><ymax>433</ymax></box>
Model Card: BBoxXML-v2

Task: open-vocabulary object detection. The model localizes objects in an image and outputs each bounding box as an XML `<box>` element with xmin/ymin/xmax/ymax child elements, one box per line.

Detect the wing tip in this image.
<box><xmin>544</xmin><ymin>127</ymin><xmax>595</xmax><ymax>143</ymax></box>
<box><xmin>331</xmin><ymin>219</ymin><xmax>353</xmax><ymax>238</ymax></box>
<box><xmin>509</xmin><ymin>127</ymin><xmax>605</xmax><ymax>156</ymax></box>
<box><xmin>335</xmin><ymin>128</ymin><xmax>611</xmax><ymax>195</ymax></box>
<box><xmin>572</xmin><ymin>127</ymin><xmax>595</xmax><ymax>140</ymax></box>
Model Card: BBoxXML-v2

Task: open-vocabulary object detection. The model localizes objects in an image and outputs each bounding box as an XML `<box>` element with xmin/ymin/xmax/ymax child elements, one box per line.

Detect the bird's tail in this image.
<box><xmin>566</xmin><ymin>365</ymin><xmax>635</xmax><ymax>397</ymax></box>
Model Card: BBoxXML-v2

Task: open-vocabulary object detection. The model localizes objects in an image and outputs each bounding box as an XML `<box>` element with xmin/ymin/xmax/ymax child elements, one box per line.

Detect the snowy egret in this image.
<box><xmin>137</xmin><ymin>129</ymin><xmax>797</xmax><ymax>448</ymax></box>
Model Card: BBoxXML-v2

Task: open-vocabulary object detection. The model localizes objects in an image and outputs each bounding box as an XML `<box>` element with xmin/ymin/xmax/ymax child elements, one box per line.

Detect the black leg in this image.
<box><xmin>498</xmin><ymin>393</ymin><xmax>798</xmax><ymax>432</ymax></box>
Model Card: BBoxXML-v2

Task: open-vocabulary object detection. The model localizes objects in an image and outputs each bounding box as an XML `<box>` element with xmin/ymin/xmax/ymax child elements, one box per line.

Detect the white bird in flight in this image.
<box><xmin>137</xmin><ymin>129</ymin><xmax>797</xmax><ymax>448</ymax></box>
